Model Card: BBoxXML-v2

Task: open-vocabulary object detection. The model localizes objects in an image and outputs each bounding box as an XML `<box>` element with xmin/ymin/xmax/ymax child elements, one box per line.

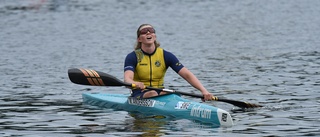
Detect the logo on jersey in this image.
<box><xmin>155</xmin><ymin>60</ymin><xmax>161</xmax><ymax>67</ymax></box>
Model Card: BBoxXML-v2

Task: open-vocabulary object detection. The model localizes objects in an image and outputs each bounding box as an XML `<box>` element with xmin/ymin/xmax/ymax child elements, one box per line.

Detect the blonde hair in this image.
<box><xmin>134</xmin><ymin>24</ymin><xmax>160</xmax><ymax>50</ymax></box>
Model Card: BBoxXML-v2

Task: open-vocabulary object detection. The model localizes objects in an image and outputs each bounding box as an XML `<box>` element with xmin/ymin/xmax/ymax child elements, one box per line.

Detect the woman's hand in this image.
<box><xmin>201</xmin><ymin>90</ymin><xmax>214</xmax><ymax>101</ymax></box>
<box><xmin>124</xmin><ymin>71</ymin><xmax>145</xmax><ymax>90</ymax></box>
<box><xmin>133</xmin><ymin>82</ymin><xmax>145</xmax><ymax>90</ymax></box>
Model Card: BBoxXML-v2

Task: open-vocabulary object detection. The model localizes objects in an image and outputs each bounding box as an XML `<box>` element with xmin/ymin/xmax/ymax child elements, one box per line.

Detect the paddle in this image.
<box><xmin>68</xmin><ymin>68</ymin><xmax>263</xmax><ymax>108</ymax></box>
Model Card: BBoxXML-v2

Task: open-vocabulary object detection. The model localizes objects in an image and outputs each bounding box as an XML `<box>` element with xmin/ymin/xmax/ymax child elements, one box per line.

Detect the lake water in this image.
<box><xmin>1</xmin><ymin>0</ymin><xmax>319</xmax><ymax>136</ymax></box>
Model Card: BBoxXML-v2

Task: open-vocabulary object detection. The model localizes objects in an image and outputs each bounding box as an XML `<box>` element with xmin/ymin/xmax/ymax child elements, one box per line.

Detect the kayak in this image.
<box><xmin>82</xmin><ymin>92</ymin><xmax>233</xmax><ymax>127</ymax></box>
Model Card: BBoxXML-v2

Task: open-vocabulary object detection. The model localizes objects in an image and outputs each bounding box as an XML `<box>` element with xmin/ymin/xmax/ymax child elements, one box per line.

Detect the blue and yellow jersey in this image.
<box><xmin>124</xmin><ymin>47</ymin><xmax>184</xmax><ymax>88</ymax></box>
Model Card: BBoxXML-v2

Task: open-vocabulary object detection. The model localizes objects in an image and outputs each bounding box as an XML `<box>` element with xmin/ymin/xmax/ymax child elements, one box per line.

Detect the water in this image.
<box><xmin>1</xmin><ymin>0</ymin><xmax>319</xmax><ymax>136</ymax></box>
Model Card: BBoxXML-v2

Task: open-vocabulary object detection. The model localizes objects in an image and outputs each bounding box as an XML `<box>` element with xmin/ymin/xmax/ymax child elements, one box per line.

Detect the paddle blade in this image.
<box><xmin>68</xmin><ymin>68</ymin><xmax>131</xmax><ymax>87</ymax></box>
<box><xmin>214</xmin><ymin>97</ymin><xmax>263</xmax><ymax>108</ymax></box>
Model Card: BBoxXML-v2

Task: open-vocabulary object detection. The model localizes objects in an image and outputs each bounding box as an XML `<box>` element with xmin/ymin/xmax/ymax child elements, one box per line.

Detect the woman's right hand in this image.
<box><xmin>133</xmin><ymin>82</ymin><xmax>145</xmax><ymax>89</ymax></box>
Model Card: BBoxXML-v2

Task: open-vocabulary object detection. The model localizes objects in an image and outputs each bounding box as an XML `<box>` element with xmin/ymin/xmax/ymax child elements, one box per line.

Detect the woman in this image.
<box><xmin>124</xmin><ymin>24</ymin><xmax>213</xmax><ymax>101</ymax></box>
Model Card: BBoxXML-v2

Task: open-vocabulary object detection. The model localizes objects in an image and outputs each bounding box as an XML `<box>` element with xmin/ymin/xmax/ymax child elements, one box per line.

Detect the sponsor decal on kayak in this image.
<box><xmin>221</xmin><ymin>113</ymin><xmax>228</xmax><ymax>122</ymax></box>
<box><xmin>175</xmin><ymin>101</ymin><xmax>190</xmax><ymax>109</ymax></box>
<box><xmin>190</xmin><ymin>105</ymin><xmax>212</xmax><ymax>119</ymax></box>
<box><xmin>128</xmin><ymin>98</ymin><xmax>156</xmax><ymax>107</ymax></box>
<box><xmin>156</xmin><ymin>101</ymin><xmax>166</xmax><ymax>106</ymax></box>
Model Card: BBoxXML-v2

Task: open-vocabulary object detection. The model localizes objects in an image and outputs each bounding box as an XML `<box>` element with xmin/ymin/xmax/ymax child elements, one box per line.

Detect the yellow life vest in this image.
<box><xmin>134</xmin><ymin>47</ymin><xmax>167</xmax><ymax>88</ymax></box>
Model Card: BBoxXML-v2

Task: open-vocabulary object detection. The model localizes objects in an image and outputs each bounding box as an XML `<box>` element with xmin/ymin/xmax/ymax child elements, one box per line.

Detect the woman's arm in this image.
<box><xmin>124</xmin><ymin>70</ymin><xmax>144</xmax><ymax>89</ymax></box>
<box><xmin>178</xmin><ymin>67</ymin><xmax>213</xmax><ymax>101</ymax></box>
<box><xmin>124</xmin><ymin>70</ymin><xmax>135</xmax><ymax>84</ymax></box>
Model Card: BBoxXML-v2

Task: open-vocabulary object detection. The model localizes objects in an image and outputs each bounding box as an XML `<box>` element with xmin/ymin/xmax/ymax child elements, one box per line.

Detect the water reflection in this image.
<box><xmin>72</xmin><ymin>108</ymin><xmax>168</xmax><ymax>136</ymax></box>
<box><xmin>129</xmin><ymin>113</ymin><xmax>167</xmax><ymax>137</ymax></box>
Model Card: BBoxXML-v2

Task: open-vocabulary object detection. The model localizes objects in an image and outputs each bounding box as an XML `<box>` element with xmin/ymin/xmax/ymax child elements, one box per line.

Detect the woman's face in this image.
<box><xmin>138</xmin><ymin>25</ymin><xmax>156</xmax><ymax>45</ymax></box>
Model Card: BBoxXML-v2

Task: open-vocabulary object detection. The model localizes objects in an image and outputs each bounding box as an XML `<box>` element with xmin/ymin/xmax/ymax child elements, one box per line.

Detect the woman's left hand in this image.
<box><xmin>201</xmin><ymin>90</ymin><xmax>214</xmax><ymax>101</ymax></box>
